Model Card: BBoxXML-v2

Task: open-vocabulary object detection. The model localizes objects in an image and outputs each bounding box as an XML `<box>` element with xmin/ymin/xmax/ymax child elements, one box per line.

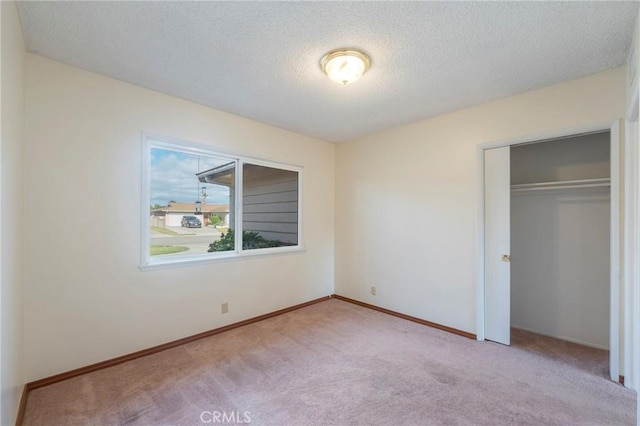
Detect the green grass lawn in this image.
<box><xmin>150</xmin><ymin>245</ymin><xmax>189</xmax><ymax>256</ymax></box>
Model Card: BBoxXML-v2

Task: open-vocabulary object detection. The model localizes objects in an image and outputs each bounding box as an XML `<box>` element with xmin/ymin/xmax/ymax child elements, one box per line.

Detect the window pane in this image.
<box><xmin>242</xmin><ymin>163</ymin><xmax>299</xmax><ymax>250</ymax></box>
<box><xmin>149</xmin><ymin>146</ymin><xmax>235</xmax><ymax>256</ymax></box>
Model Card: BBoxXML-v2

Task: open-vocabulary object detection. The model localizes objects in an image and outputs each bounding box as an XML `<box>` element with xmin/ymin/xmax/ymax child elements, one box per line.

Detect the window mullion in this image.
<box><xmin>235</xmin><ymin>159</ymin><xmax>243</xmax><ymax>254</ymax></box>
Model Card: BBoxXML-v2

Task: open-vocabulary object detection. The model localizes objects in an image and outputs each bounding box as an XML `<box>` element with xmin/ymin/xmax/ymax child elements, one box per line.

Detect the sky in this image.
<box><xmin>150</xmin><ymin>148</ymin><xmax>231</xmax><ymax>207</ymax></box>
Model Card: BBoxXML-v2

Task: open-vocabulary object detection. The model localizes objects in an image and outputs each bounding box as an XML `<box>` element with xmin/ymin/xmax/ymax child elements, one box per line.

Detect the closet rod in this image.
<box><xmin>511</xmin><ymin>178</ymin><xmax>610</xmax><ymax>192</ymax></box>
<box><xmin>511</xmin><ymin>183</ymin><xmax>610</xmax><ymax>192</ymax></box>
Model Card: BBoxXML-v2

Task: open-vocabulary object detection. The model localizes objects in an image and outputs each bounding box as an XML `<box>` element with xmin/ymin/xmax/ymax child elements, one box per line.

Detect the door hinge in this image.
<box><xmin>502</xmin><ymin>254</ymin><xmax>511</xmax><ymax>262</ymax></box>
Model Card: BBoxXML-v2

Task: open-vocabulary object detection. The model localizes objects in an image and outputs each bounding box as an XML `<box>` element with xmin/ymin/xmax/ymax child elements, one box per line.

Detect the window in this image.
<box><xmin>141</xmin><ymin>135</ymin><xmax>302</xmax><ymax>269</ymax></box>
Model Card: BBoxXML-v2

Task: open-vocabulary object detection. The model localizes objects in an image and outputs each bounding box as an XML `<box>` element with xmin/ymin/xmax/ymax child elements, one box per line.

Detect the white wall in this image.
<box><xmin>0</xmin><ymin>1</ymin><xmax>25</xmax><ymax>424</ymax></box>
<box><xmin>510</xmin><ymin>134</ymin><xmax>611</xmax><ymax>349</ymax></box>
<box><xmin>335</xmin><ymin>67</ymin><xmax>626</xmax><ymax>335</ymax></box>
<box><xmin>23</xmin><ymin>55</ymin><xmax>335</xmax><ymax>381</ymax></box>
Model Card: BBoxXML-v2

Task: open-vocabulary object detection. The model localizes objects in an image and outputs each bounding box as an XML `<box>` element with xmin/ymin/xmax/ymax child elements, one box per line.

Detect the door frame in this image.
<box><xmin>624</xmin><ymin>88</ymin><xmax>639</xmax><ymax>392</ymax></box>
<box><xmin>476</xmin><ymin>120</ymin><xmax>622</xmax><ymax>383</ymax></box>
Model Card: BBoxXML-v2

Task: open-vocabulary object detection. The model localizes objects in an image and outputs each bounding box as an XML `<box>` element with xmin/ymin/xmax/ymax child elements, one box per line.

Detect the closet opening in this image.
<box><xmin>510</xmin><ymin>131</ymin><xmax>611</xmax><ymax>378</ymax></box>
<box><xmin>479</xmin><ymin>122</ymin><xmax>621</xmax><ymax>383</ymax></box>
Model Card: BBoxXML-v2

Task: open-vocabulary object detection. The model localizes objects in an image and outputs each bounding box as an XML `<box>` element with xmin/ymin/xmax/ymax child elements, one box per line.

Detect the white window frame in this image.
<box><xmin>140</xmin><ymin>134</ymin><xmax>303</xmax><ymax>270</ymax></box>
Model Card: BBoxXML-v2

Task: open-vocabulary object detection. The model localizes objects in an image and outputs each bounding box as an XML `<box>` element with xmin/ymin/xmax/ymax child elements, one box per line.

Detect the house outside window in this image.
<box><xmin>141</xmin><ymin>135</ymin><xmax>302</xmax><ymax>269</ymax></box>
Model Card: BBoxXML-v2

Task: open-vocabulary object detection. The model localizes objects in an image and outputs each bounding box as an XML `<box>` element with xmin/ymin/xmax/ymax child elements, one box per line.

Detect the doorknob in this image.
<box><xmin>502</xmin><ymin>254</ymin><xmax>511</xmax><ymax>262</ymax></box>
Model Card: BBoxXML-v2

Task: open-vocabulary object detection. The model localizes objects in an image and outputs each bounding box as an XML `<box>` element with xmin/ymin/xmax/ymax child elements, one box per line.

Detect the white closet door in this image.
<box><xmin>484</xmin><ymin>146</ymin><xmax>511</xmax><ymax>345</ymax></box>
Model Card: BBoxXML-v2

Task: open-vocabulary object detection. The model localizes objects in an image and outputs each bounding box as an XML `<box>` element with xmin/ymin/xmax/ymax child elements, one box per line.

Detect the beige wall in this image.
<box><xmin>335</xmin><ymin>67</ymin><xmax>626</xmax><ymax>334</ymax></box>
<box><xmin>0</xmin><ymin>1</ymin><xmax>26</xmax><ymax>424</ymax></box>
<box><xmin>23</xmin><ymin>55</ymin><xmax>335</xmax><ymax>381</ymax></box>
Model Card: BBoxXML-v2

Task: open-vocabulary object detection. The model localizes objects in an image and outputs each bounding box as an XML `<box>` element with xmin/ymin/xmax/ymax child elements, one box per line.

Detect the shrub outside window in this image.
<box><xmin>141</xmin><ymin>135</ymin><xmax>302</xmax><ymax>269</ymax></box>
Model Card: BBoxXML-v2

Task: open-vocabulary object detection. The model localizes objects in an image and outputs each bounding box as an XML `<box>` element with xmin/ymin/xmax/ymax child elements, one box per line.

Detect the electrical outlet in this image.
<box><xmin>221</xmin><ymin>302</ymin><xmax>229</xmax><ymax>314</ymax></box>
<box><xmin>371</xmin><ymin>286</ymin><xmax>376</xmax><ymax>296</ymax></box>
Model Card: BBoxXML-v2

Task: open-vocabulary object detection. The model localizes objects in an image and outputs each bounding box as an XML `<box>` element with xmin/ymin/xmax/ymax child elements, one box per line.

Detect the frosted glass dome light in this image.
<box><xmin>321</xmin><ymin>49</ymin><xmax>371</xmax><ymax>85</ymax></box>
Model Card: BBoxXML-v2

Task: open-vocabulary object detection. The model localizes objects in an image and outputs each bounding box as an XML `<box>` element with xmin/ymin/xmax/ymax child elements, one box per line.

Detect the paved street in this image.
<box><xmin>150</xmin><ymin>226</ymin><xmax>224</xmax><ymax>255</ymax></box>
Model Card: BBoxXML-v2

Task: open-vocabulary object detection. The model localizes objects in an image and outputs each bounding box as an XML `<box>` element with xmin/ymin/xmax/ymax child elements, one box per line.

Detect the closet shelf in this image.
<box><xmin>510</xmin><ymin>178</ymin><xmax>610</xmax><ymax>192</ymax></box>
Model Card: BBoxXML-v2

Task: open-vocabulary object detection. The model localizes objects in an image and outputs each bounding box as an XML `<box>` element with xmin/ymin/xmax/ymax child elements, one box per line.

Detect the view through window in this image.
<box><xmin>149</xmin><ymin>146</ymin><xmax>235</xmax><ymax>258</ymax></box>
<box><xmin>144</xmin><ymin>138</ymin><xmax>301</xmax><ymax>267</ymax></box>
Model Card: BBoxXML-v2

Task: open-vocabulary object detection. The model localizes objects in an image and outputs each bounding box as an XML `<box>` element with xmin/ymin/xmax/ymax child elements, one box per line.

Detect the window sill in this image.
<box><xmin>139</xmin><ymin>245</ymin><xmax>306</xmax><ymax>271</ymax></box>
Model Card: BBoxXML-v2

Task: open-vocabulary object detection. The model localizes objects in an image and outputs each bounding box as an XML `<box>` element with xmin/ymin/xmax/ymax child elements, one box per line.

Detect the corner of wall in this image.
<box><xmin>1</xmin><ymin>1</ymin><xmax>26</xmax><ymax>424</ymax></box>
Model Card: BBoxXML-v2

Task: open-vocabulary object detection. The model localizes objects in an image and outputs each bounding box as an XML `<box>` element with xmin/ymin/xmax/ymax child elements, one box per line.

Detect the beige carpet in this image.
<box><xmin>510</xmin><ymin>327</ymin><xmax>611</xmax><ymax>380</ymax></box>
<box><xmin>23</xmin><ymin>299</ymin><xmax>636</xmax><ymax>425</ymax></box>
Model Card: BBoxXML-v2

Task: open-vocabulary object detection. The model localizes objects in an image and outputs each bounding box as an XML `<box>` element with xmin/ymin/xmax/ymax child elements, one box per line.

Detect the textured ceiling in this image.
<box><xmin>16</xmin><ymin>1</ymin><xmax>639</xmax><ymax>143</ymax></box>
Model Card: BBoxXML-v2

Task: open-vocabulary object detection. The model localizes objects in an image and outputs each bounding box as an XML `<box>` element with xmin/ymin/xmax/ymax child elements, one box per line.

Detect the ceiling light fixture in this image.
<box><xmin>321</xmin><ymin>48</ymin><xmax>371</xmax><ymax>85</ymax></box>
